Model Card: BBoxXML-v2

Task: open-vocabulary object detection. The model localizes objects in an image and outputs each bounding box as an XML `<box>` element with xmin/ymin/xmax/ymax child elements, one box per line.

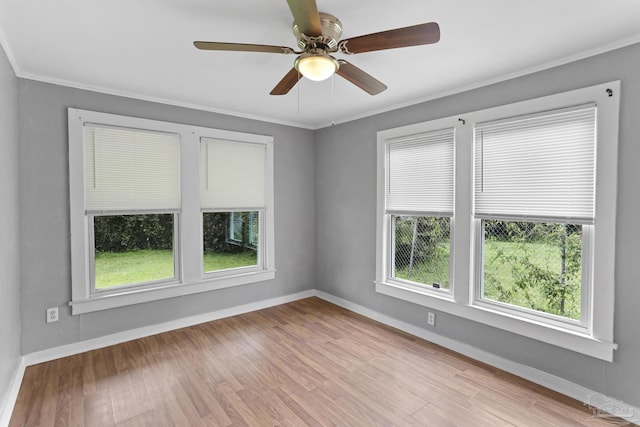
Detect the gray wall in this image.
<box><xmin>11</xmin><ymin>36</ymin><xmax>640</xmax><ymax>410</ymax></box>
<box><xmin>18</xmin><ymin>80</ymin><xmax>316</xmax><ymax>354</ymax></box>
<box><xmin>315</xmin><ymin>42</ymin><xmax>640</xmax><ymax>407</ymax></box>
<box><xmin>0</xmin><ymin>45</ymin><xmax>21</xmax><ymax>411</ymax></box>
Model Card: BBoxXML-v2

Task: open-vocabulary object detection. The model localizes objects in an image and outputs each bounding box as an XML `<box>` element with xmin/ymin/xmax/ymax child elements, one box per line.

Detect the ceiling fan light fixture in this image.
<box><xmin>295</xmin><ymin>54</ymin><xmax>339</xmax><ymax>81</ymax></box>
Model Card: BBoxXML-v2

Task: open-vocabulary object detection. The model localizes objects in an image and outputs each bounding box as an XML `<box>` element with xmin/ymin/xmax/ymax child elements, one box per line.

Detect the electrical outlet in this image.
<box><xmin>46</xmin><ymin>307</ymin><xmax>58</xmax><ymax>323</ymax></box>
<box><xmin>427</xmin><ymin>311</ymin><xmax>436</xmax><ymax>326</ymax></box>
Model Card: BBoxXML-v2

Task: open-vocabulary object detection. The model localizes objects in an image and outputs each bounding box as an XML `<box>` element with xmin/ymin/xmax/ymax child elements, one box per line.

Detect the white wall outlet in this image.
<box><xmin>427</xmin><ymin>311</ymin><xmax>436</xmax><ymax>326</ymax></box>
<box><xmin>46</xmin><ymin>307</ymin><xmax>58</xmax><ymax>323</ymax></box>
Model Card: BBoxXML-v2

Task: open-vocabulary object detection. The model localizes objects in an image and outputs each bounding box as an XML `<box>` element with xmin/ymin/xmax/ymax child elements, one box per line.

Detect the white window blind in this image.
<box><xmin>385</xmin><ymin>127</ymin><xmax>455</xmax><ymax>215</ymax></box>
<box><xmin>474</xmin><ymin>105</ymin><xmax>596</xmax><ymax>223</ymax></box>
<box><xmin>200</xmin><ymin>138</ymin><xmax>266</xmax><ymax>209</ymax></box>
<box><xmin>84</xmin><ymin>125</ymin><xmax>180</xmax><ymax>213</ymax></box>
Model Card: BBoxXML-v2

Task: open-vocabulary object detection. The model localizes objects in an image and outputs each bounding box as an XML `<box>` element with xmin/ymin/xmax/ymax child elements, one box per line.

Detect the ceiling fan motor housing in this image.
<box><xmin>293</xmin><ymin>13</ymin><xmax>342</xmax><ymax>51</ymax></box>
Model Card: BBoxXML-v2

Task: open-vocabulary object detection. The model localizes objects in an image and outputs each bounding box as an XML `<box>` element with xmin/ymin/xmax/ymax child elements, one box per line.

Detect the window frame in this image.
<box><xmin>69</xmin><ymin>108</ymin><xmax>275</xmax><ymax>315</ymax></box>
<box><xmin>473</xmin><ymin>219</ymin><xmax>592</xmax><ymax>333</ymax></box>
<box><xmin>88</xmin><ymin>212</ymin><xmax>181</xmax><ymax>294</ymax></box>
<box><xmin>375</xmin><ymin>81</ymin><xmax>620</xmax><ymax>361</ymax></box>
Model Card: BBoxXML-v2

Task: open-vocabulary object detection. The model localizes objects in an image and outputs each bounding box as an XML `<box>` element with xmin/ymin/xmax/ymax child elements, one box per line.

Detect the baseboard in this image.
<box><xmin>2</xmin><ymin>289</ymin><xmax>314</xmax><ymax>426</ymax></box>
<box><xmin>7</xmin><ymin>288</ymin><xmax>639</xmax><ymax>426</ymax></box>
<box><xmin>314</xmin><ymin>290</ymin><xmax>640</xmax><ymax>425</ymax></box>
<box><xmin>23</xmin><ymin>289</ymin><xmax>314</xmax><ymax>366</ymax></box>
<box><xmin>0</xmin><ymin>356</ymin><xmax>26</xmax><ymax>427</ymax></box>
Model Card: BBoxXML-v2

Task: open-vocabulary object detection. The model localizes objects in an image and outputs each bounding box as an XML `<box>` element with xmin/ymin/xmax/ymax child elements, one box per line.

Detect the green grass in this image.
<box><xmin>95</xmin><ymin>249</ymin><xmax>257</xmax><ymax>289</ymax></box>
<box><xmin>393</xmin><ymin>239</ymin><xmax>580</xmax><ymax>319</ymax></box>
<box><xmin>483</xmin><ymin>239</ymin><xmax>581</xmax><ymax>319</ymax></box>
<box><xmin>394</xmin><ymin>243</ymin><xmax>450</xmax><ymax>289</ymax></box>
<box><xmin>203</xmin><ymin>250</ymin><xmax>257</xmax><ymax>272</ymax></box>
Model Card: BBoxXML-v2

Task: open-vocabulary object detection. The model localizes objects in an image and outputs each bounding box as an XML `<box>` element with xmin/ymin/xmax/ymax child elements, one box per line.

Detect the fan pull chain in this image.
<box><xmin>297</xmin><ymin>71</ymin><xmax>301</xmax><ymax>115</ymax></box>
<box><xmin>331</xmin><ymin>74</ymin><xmax>335</xmax><ymax>126</ymax></box>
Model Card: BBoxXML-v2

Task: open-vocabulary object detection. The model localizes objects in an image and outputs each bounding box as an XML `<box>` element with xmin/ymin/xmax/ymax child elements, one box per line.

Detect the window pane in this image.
<box><xmin>392</xmin><ymin>216</ymin><xmax>450</xmax><ymax>289</ymax></box>
<box><xmin>203</xmin><ymin>212</ymin><xmax>259</xmax><ymax>273</ymax></box>
<box><xmin>482</xmin><ymin>220</ymin><xmax>582</xmax><ymax>320</ymax></box>
<box><xmin>94</xmin><ymin>214</ymin><xmax>175</xmax><ymax>289</ymax></box>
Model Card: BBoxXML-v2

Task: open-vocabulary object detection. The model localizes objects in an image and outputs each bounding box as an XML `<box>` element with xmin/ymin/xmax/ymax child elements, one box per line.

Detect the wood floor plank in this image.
<box><xmin>325</xmin><ymin>374</ymin><xmax>426</xmax><ymax>426</ymax></box>
<box><xmin>334</xmin><ymin>366</ymin><xmax>428</xmax><ymax>416</ymax></box>
<box><xmin>211</xmin><ymin>382</ymin><xmax>263</xmax><ymax>427</ymax></box>
<box><xmin>53</xmin><ymin>366</ymin><xmax>72</xmax><ymax>427</ymax></box>
<box><xmin>68</xmin><ymin>366</ymin><xmax>85</xmax><ymax>427</ymax></box>
<box><xmin>235</xmin><ymin>387</ymin><xmax>307</xmax><ymax>426</ymax></box>
<box><xmin>115</xmin><ymin>405</ymin><xmax>174</xmax><ymax>427</ymax></box>
<box><xmin>10</xmin><ymin>297</ymin><xmax>634</xmax><ymax>426</ymax></box>
<box><xmin>269</xmin><ymin>387</ymin><xmax>324</xmax><ymax>427</ymax></box>
<box><xmin>82</xmin><ymin>385</ymin><xmax>115</xmax><ymax>426</ymax></box>
<box><xmin>109</xmin><ymin>369</ymin><xmax>154</xmax><ymax>424</ymax></box>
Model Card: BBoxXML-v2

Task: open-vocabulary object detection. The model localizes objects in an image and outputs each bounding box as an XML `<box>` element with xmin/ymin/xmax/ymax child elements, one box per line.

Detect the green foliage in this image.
<box><xmin>394</xmin><ymin>216</ymin><xmax>449</xmax><ymax>268</ymax></box>
<box><xmin>393</xmin><ymin>220</ymin><xmax>583</xmax><ymax>320</ymax></box>
<box><xmin>483</xmin><ymin>221</ymin><xmax>582</xmax><ymax>320</ymax></box>
<box><xmin>394</xmin><ymin>216</ymin><xmax>450</xmax><ymax>288</ymax></box>
<box><xmin>94</xmin><ymin>212</ymin><xmax>258</xmax><ymax>289</ymax></box>
<box><xmin>94</xmin><ymin>214</ymin><xmax>173</xmax><ymax>253</ymax></box>
<box><xmin>203</xmin><ymin>212</ymin><xmax>253</xmax><ymax>254</ymax></box>
<box><xmin>394</xmin><ymin>243</ymin><xmax>450</xmax><ymax>288</ymax></box>
<box><xmin>95</xmin><ymin>212</ymin><xmax>257</xmax><ymax>255</ymax></box>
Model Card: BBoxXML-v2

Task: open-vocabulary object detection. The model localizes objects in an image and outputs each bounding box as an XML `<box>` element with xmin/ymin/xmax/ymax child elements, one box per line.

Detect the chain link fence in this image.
<box><xmin>482</xmin><ymin>220</ymin><xmax>582</xmax><ymax>320</ymax></box>
<box><xmin>393</xmin><ymin>216</ymin><xmax>450</xmax><ymax>289</ymax></box>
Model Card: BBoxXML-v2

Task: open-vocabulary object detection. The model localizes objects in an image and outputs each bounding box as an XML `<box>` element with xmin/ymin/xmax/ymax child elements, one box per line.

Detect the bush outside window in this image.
<box><xmin>203</xmin><ymin>211</ymin><xmax>259</xmax><ymax>273</ymax></box>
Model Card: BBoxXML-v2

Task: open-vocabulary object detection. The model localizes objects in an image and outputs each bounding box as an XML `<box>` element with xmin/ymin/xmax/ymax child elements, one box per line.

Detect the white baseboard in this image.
<box><xmin>0</xmin><ymin>357</ymin><xmax>26</xmax><ymax>427</ymax></box>
<box><xmin>23</xmin><ymin>290</ymin><xmax>315</xmax><ymax>366</ymax></box>
<box><xmin>2</xmin><ymin>289</ymin><xmax>313</xmax><ymax>426</ymax></box>
<box><xmin>5</xmin><ymin>289</ymin><xmax>638</xmax><ymax>426</ymax></box>
<box><xmin>314</xmin><ymin>290</ymin><xmax>640</xmax><ymax>425</ymax></box>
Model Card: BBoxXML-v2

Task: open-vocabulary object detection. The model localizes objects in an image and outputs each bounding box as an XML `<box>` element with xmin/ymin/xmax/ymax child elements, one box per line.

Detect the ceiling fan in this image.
<box><xmin>193</xmin><ymin>0</ymin><xmax>440</xmax><ymax>96</ymax></box>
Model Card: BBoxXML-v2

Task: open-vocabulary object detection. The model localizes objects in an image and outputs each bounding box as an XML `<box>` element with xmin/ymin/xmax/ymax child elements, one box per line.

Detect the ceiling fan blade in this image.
<box><xmin>194</xmin><ymin>41</ymin><xmax>294</xmax><ymax>54</ymax></box>
<box><xmin>270</xmin><ymin>68</ymin><xmax>302</xmax><ymax>95</ymax></box>
<box><xmin>336</xmin><ymin>61</ymin><xmax>387</xmax><ymax>95</ymax></box>
<box><xmin>339</xmin><ymin>22</ymin><xmax>440</xmax><ymax>54</ymax></box>
<box><xmin>286</xmin><ymin>0</ymin><xmax>322</xmax><ymax>37</ymax></box>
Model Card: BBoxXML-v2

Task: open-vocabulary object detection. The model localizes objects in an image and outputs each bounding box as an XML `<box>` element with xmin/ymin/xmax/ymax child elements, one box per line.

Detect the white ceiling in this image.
<box><xmin>1</xmin><ymin>0</ymin><xmax>640</xmax><ymax>129</ymax></box>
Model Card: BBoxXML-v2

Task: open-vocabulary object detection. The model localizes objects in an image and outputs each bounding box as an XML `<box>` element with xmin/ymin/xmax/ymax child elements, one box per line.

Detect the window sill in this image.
<box><xmin>375</xmin><ymin>280</ymin><xmax>617</xmax><ymax>361</ymax></box>
<box><xmin>70</xmin><ymin>269</ymin><xmax>276</xmax><ymax>315</ymax></box>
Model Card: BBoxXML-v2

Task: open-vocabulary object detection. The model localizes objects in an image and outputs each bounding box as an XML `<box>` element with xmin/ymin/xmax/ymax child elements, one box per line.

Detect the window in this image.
<box><xmin>69</xmin><ymin>109</ymin><xmax>275</xmax><ymax>314</ymax></box>
<box><xmin>93</xmin><ymin>213</ymin><xmax>176</xmax><ymax>289</ymax></box>
<box><xmin>200</xmin><ymin>137</ymin><xmax>266</xmax><ymax>275</ymax></box>
<box><xmin>392</xmin><ymin>215</ymin><xmax>451</xmax><ymax>290</ymax></box>
<box><xmin>384</xmin><ymin>127</ymin><xmax>454</xmax><ymax>291</ymax></box>
<box><xmin>82</xmin><ymin>124</ymin><xmax>181</xmax><ymax>292</ymax></box>
<box><xmin>376</xmin><ymin>82</ymin><xmax>620</xmax><ymax>361</ymax></box>
<box><xmin>474</xmin><ymin>106</ymin><xmax>596</xmax><ymax>328</ymax></box>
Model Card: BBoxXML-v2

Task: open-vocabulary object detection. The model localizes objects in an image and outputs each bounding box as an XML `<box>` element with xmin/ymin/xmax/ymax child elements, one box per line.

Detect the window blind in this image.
<box><xmin>474</xmin><ymin>105</ymin><xmax>596</xmax><ymax>223</ymax></box>
<box><xmin>200</xmin><ymin>138</ymin><xmax>266</xmax><ymax>209</ymax></box>
<box><xmin>84</xmin><ymin>125</ymin><xmax>180</xmax><ymax>213</ymax></box>
<box><xmin>385</xmin><ymin>127</ymin><xmax>455</xmax><ymax>215</ymax></box>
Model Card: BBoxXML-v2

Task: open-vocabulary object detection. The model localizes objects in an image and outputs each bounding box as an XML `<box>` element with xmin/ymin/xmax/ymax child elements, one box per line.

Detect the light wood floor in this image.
<box><xmin>10</xmin><ymin>297</ymin><xmax>630</xmax><ymax>426</ymax></box>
